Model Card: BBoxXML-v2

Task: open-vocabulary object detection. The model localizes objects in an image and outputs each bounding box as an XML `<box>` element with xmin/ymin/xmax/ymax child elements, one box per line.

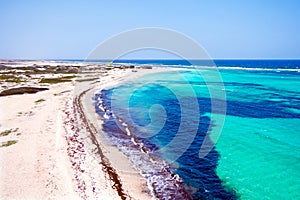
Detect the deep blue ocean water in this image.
<box><xmin>63</xmin><ymin>59</ymin><xmax>300</xmax><ymax>70</ymax></box>
<box><xmin>93</xmin><ymin>60</ymin><xmax>300</xmax><ymax>200</ymax></box>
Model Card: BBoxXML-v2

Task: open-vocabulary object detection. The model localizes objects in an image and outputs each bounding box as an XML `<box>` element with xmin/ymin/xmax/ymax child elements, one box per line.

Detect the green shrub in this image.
<box><xmin>1</xmin><ymin>140</ymin><xmax>17</xmax><ymax>147</ymax></box>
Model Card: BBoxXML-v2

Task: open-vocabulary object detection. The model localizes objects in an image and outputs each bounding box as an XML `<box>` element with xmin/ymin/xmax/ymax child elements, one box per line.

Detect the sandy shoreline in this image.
<box><xmin>0</xmin><ymin>61</ymin><xmax>176</xmax><ymax>199</ymax></box>
<box><xmin>0</xmin><ymin>82</ymin><xmax>78</xmax><ymax>199</ymax></box>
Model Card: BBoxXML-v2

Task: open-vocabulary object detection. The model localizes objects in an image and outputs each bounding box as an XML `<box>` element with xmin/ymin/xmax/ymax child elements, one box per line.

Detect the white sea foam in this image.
<box><xmin>103</xmin><ymin>113</ymin><xmax>109</xmax><ymax>119</ymax></box>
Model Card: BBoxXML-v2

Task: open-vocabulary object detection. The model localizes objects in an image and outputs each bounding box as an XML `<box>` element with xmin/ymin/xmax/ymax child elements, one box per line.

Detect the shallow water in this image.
<box><xmin>95</xmin><ymin>65</ymin><xmax>300</xmax><ymax>199</ymax></box>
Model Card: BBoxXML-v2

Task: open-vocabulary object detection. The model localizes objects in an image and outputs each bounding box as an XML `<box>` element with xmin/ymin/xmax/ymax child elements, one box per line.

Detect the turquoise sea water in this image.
<box><xmin>96</xmin><ymin>62</ymin><xmax>300</xmax><ymax>199</ymax></box>
<box><xmin>214</xmin><ymin>69</ymin><xmax>300</xmax><ymax>199</ymax></box>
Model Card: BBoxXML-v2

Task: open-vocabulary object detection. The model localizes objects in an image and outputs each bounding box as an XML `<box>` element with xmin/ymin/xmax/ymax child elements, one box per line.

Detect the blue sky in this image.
<box><xmin>0</xmin><ymin>0</ymin><xmax>299</xmax><ymax>59</ymax></box>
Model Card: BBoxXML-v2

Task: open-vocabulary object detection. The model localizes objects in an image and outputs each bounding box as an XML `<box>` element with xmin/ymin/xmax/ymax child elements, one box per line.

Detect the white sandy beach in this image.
<box><xmin>0</xmin><ymin>61</ymin><xmax>174</xmax><ymax>200</ymax></box>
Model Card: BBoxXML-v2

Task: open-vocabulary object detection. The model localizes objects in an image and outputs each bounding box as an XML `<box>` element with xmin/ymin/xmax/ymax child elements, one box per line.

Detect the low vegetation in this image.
<box><xmin>75</xmin><ymin>77</ymin><xmax>99</xmax><ymax>82</ymax></box>
<box><xmin>0</xmin><ymin>87</ymin><xmax>48</xmax><ymax>96</ymax></box>
<box><xmin>0</xmin><ymin>74</ymin><xmax>23</xmax><ymax>83</ymax></box>
<box><xmin>0</xmin><ymin>128</ymin><xmax>18</xmax><ymax>137</ymax></box>
<box><xmin>0</xmin><ymin>75</ymin><xmax>16</xmax><ymax>79</ymax></box>
<box><xmin>1</xmin><ymin>140</ymin><xmax>18</xmax><ymax>147</ymax></box>
<box><xmin>35</xmin><ymin>98</ymin><xmax>45</xmax><ymax>103</ymax></box>
<box><xmin>39</xmin><ymin>75</ymin><xmax>77</xmax><ymax>84</ymax></box>
<box><xmin>2</xmin><ymin>65</ymin><xmax>80</xmax><ymax>75</ymax></box>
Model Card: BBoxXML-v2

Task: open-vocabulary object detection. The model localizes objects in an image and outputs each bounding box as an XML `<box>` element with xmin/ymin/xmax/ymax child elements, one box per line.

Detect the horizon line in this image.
<box><xmin>1</xmin><ymin>58</ymin><xmax>300</xmax><ymax>61</ymax></box>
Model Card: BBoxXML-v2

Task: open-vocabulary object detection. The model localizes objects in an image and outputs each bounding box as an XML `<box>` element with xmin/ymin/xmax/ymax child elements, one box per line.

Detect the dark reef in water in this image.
<box><xmin>175</xmin><ymin>114</ymin><xmax>236</xmax><ymax>200</ymax></box>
